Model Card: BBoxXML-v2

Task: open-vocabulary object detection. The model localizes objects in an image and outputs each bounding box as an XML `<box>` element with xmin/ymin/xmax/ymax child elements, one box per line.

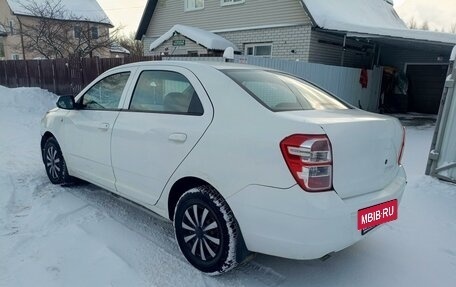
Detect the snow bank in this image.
<box><xmin>150</xmin><ymin>24</ymin><xmax>239</xmax><ymax>52</ymax></box>
<box><xmin>0</xmin><ymin>85</ymin><xmax>58</xmax><ymax>115</ymax></box>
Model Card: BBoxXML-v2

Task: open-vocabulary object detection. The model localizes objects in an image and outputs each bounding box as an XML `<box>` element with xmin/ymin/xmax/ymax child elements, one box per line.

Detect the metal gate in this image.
<box><xmin>426</xmin><ymin>46</ymin><xmax>456</xmax><ymax>183</ymax></box>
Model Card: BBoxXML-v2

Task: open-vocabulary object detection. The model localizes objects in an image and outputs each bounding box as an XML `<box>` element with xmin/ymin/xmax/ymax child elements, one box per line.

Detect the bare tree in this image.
<box><xmin>451</xmin><ymin>22</ymin><xmax>456</xmax><ymax>34</ymax></box>
<box><xmin>420</xmin><ymin>21</ymin><xmax>430</xmax><ymax>31</ymax></box>
<box><xmin>407</xmin><ymin>17</ymin><xmax>418</xmax><ymax>29</ymax></box>
<box><xmin>3</xmin><ymin>0</ymin><xmax>120</xmax><ymax>59</ymax></box>
<box><xmin>116</xmin><ymin>32</ymin><xmax>144</xmax><ymax>57</ymax></box>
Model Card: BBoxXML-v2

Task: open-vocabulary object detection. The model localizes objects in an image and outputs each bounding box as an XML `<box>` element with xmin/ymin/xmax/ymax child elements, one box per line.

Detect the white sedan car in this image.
<box><xmin>41</xmin><ymin>61</ymin><xmax>406</xmax><ymax>274</ymax></box>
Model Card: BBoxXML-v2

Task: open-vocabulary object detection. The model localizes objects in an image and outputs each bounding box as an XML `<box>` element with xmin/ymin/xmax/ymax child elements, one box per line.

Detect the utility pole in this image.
<box><xmin>18</xmin><ymin>18</ymin><xmax>26</xmax><ymax>60</ymax></box>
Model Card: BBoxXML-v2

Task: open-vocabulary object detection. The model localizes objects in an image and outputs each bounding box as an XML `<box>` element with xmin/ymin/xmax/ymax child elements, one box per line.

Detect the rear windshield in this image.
<box><xmin>224</xmin><ymin>69</ymin><xmax>350</xmax><ymax>112</ymax></box>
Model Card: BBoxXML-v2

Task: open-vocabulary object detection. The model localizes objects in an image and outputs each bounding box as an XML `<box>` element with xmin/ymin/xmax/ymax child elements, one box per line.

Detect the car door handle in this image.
<box><xmin>98</xmin><ymin>122</ymin><xmax>110</xmax><ymax>131</ymax></box>
<box><xmin>169</xmin><ymin>133</ymin><xmax>187</xmax><ymax>143</ymax></box>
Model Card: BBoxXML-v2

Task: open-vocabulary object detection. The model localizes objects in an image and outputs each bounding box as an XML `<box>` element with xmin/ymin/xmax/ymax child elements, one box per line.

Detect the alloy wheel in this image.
<box><xmin>46</xmin><ymin>145</ymin><xmax>61</xmax><ymax>180</ymax></box>
<box><xmin>181</xmin><ymin>204</ymin><xmax>222</xmax><ymax>262</ymax></box>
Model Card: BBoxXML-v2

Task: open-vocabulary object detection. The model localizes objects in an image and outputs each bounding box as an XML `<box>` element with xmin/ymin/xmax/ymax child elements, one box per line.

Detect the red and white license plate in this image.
<box><xmin>357</xmin><ymin>199</ymin><xmax>398</xmax><ymax>231</ymax></box>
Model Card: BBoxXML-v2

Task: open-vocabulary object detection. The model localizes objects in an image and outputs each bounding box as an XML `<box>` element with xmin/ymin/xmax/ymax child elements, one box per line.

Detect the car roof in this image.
<box><xmin>110</xmin><ymin>60</ymin><xmax>269</xmax><ymax>72</ymax></box>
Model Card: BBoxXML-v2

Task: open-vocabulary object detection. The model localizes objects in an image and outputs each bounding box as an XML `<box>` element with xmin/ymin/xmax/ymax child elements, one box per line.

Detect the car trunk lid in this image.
<box><xmin>280</xmin><ymin>109</ymin><xmax>403</xmax><ymax>199</ymax></box>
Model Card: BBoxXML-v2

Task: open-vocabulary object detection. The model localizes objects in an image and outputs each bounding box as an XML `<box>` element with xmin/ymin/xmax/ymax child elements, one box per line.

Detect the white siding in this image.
<box><xmin>146</xmin><ymin>0</ymin><xmax>310</xmax><ymax>37</ymax></box>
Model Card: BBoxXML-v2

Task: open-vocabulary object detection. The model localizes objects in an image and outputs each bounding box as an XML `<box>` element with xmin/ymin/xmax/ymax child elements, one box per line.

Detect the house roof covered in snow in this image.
<box><xmin>6</xmin><ymin>0</ymin><xmax>112</xmax><ymax>26</ymax></box>
<box><xmin>110</xmin><ymin>44</ymin><xmax>130</xmax><ymax>55</ymax></box>
<box><xmin>302</xmin><ymin>0</ymin><xmax>456</xmax><ymax>45</ymax></box>
<box><xmin>149</xmin><ymin>24</ymin><xmax>239</xmax><ymax>52</ymax></box>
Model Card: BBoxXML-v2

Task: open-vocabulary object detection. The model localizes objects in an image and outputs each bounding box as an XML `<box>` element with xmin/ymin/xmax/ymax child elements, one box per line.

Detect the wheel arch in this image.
<box><xmin>167</xmin><ymin>176</ymin><xmax>212</xmax><ymax>221</ymax></box>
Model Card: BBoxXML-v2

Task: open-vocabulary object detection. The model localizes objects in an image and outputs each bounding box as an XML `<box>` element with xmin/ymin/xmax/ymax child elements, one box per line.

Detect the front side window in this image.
<box><xmin>129</xmin><ymin>70</ymin><xmax>203</xmax><ymax>115</ymax></box>
<box><xmin>81</xmin><ymin>72</ymin><xmax>130</xmax><ymax>110</ymax></box>
<box><xmin>245</xmin><ymin>43</ymin><xmax>272</xmax><ymax>57</ymax></box>
<box><xmin>185</xmin><ymin>0</ymin><xmax>204</xmax><ymax>11</ymax></box>
<box><xmin>224</xmin><ymin>70</ymin><xmax>349</xmax><ymax>112</ymax></box>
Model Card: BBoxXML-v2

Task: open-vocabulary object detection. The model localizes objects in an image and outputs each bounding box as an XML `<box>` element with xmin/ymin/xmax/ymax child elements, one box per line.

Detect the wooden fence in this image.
<box><xmin>0</xmin><ymin>56</ymin><xmax>163</xmax><ymax>95</ymax></box>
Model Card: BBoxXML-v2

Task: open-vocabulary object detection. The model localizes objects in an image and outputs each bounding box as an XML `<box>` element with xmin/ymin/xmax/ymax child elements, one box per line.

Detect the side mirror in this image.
<box><xmin>56</xmin><ymin>95</ymin><xmax>76</xmax><ymax>110</ymax></box>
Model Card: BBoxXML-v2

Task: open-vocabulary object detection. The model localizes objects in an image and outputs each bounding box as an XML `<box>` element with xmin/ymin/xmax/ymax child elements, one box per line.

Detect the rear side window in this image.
<box><xmin>129</xmin><ymin>70</ymin><xmax>203</xmax><ymax>115</ymax></box>
<box><xmin>224</xmin><ymin>70</ymin><xmax>349</xmax><ymax>111</ymax></box>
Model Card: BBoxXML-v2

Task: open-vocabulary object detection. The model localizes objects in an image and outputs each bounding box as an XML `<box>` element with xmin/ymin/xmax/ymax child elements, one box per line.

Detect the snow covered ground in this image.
<box><xmin>1</xmin><ymin>86</ymin><xmax>455</xmax><ymax>286</ymax></box>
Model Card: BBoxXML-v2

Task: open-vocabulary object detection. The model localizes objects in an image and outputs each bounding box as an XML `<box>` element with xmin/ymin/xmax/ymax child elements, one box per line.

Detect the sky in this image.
<box><xmin>96</xmin><ymin>0</ymin><xmax>456</xmax><ymax>36</ymax></box>
<box><xmin>394</xmin><ymin>0</ymin><xmax>456</xmax><ymax>32</ymax></box>
<box><xmin>97</xmin><ymin>0</ymin><xmax>146</xmax><ymax>36</ymax></box>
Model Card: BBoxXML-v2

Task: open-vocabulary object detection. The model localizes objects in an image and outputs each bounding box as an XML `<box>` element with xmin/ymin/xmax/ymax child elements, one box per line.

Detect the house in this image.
<box><xmin>135</xmin><ymin>0</ymin><xmax>456</xmax><ymax>115</ymax></box>
<box><xmin>0</xmin><ymin>0</ymin><xmax>113</xmax><ymax>60</ymax></box>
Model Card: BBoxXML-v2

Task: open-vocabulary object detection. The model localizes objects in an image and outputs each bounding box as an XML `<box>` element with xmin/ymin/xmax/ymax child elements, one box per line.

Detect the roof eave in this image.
<box><xmin>135</xmin><ymin>0</ymin><xmax>158</xmax><ymax>40</ymax></box>
<box><xmin>299</xmin><ymin>0</ymin><xmax>318</xmax><ymax>28</ymax></box>
<box><xmin>13</xmin><ymin>13</ymin><xmax>114</xmax><ymax>27</ymax></box>
<box><xmin>317</xmin><ymin>27</ymin><xmax>456</xmax><ymax>47</ymax></box>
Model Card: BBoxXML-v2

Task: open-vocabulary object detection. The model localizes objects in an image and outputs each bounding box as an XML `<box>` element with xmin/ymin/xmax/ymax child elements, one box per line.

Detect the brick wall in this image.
<box><xmin>217</xmin><ymin>25</ymin><xmax>311</xmax><ymax>61</ymax></box>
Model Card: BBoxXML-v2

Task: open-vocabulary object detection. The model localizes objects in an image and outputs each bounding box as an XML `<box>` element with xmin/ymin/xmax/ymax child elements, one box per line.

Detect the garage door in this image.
<box><xmin>406</xmin><ymin>64</ymin><xmax>448</xmax><ymax>114</ymax></box>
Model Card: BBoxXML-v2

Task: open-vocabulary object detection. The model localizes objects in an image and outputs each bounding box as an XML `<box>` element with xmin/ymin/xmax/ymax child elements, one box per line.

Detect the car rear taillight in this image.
<box><xmin>280</xmin><ymin>134</ymin><xmax>333</xmax><ymax>192</ymax></box>
<box><xmin>398</xmin><ymin>127</ymin><xmax>406</xmax><ymax>165</ymax></box>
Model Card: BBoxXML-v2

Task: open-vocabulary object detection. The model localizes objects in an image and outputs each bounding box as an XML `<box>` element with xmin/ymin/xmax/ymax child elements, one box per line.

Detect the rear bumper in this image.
<box><xmin>227</xmin><ymin>167</ymin><xmax>406</xmax><ymax>260</ymax></box>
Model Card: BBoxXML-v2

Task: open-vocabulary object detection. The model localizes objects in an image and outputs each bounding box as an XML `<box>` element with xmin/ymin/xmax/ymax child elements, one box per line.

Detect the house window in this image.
<box><xmin>74</xmin><ymin>26</ymin><xmax>82</xmax><ymax>38</ymax></box>
<box><xmin>9</xmin><ymin>20</ymin><xmax>14</xmax><ymax>35</ymax></box>
<box><xmin>221</xmin><ymin>0</ymin><xmax>245</xmax><ymax>6</ymax></box>
<box><xmin>185</xmin><ymin>0</ymin><xmax>204</xmax><ymax>11</ymax></box>
<box><xmin>11</xmin><ymin>54</ymin><xmax>20</xmax><ymax>60</ymax></box>
<box><xmin>245</xmin><ymin>43</ymin><xmax>273</xmax><ymax>57</ymax></box>
<box><xmin>91</xmin><ymin>27</ymin><xmax>99</xmax><ymax>39</ymax></box>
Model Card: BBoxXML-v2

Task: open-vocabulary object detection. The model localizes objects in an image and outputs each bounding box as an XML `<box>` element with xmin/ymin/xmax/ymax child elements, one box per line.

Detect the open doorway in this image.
<box><xmin>405</xmin><ymin>64</ymin><xmax>448</xmax><ymax>114</ymax></box>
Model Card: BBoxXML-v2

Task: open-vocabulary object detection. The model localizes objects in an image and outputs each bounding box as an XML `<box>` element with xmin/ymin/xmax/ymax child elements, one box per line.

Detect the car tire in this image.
<box><xmin>43</xmin><ymin>137</ymin><xmax>72</xmax><ymax>185</ymax></box>
<box><xmin>174</xmin><ymin>186</ymin><xmax>244</xmax><ymax>275</ymax></box>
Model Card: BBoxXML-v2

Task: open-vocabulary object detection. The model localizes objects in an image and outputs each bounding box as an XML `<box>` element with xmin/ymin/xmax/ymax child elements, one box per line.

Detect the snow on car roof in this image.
<box><xmin>6</xmin><ymin>0</ymin><xmax>112</xmax><ymax>25</ymax></box>
<box><xmin>150</xmin><ymin>24</ymin><xmax>239</xmax><ymax>52</ymax></box>
<box><xmin>303</xmin><ymin>0</ymin><xmax>456</xmax><ymax>45</ymax></box>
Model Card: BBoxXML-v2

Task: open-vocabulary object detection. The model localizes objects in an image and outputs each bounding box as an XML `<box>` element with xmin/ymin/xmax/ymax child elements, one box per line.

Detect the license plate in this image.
<box><xmin>357</xmin><ymin>199</ymin><xmax>398</xmax><ymax>230</ymax></box>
